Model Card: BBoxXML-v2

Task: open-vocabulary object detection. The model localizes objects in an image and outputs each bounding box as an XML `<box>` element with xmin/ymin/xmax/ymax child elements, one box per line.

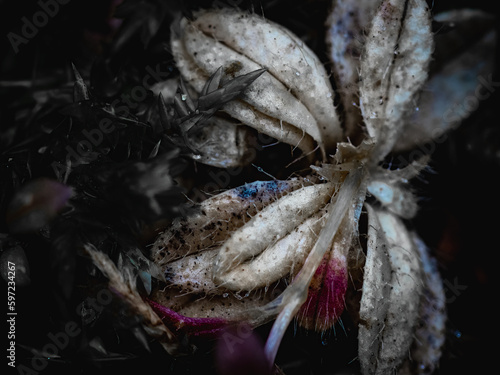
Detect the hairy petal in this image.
<box><xmin>213</xmin><ymin>183</ymin><xmax>335</xmax><ymax>280</ymax></box>
<box><xmin>152</xmin><ymin>179</ymin><xmax>305</xmax><ymax>266</ymax></box>
<box><xmin>326</xmin><ymin>0</ymin><xmax>380</xmax><ymax>142</ymax></box>
<box><xmin>296</xmin><ymin>227</ymin><xmax>348</xmax><ymax>332</ymax></box>
<box><xmin>398</xmin><ymin>235</ymin><xmax>446</xmax><ymax>375</ymax></box>
<box><xmin>359</xmin><ymin>206</ymin><xmax>423</xmax><ymax>374</ymax></box>
<box><xmin>359</xmin><ymin>0</ymin><xmax>433</xmax><ymax>160</ymax></box>
<box><xmin>218</xmin><ymin>212</ymin><xmax>325</xmax><ymax>291</ymax></box>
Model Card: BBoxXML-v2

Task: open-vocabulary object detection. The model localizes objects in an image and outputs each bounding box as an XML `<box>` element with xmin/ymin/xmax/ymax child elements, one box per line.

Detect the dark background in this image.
<box><xmin>1</xmin><ymin>0</ymin><xmax>499</xmax><ymax>374</ymax></box>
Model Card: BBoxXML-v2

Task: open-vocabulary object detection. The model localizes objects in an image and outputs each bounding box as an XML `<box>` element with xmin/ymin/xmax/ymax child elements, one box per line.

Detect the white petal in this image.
<box><xmin>152</xmin><ymin>179</ymin><xmax>305</xmax><ymax>266</ymax></box>
<box><xmin>359</xmin><ymin>0</ymin><xmax>433</xmax><ymax>160</ymax></box>
<box><xmin>213</xmin><ymin>183</ymin><xmax>335</xmax><ymax>280</ymax></box>
<box><xmin>326</xmin><ymin>0</ymin><xmax>380</xmax><ymax>141</ymax></box>
<box><xmin>359</xmin><ymin>206</ymin><xmax>423</xmax><ymax>374</ymax></box>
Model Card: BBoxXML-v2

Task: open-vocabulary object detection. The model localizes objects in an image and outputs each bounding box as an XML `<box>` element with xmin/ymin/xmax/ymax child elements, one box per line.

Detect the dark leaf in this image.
<box><xmin>201</xmin><ymin>66</ymin><xmax>223</xmax><ymax>96</ymax></box>
<box><xmin>158</xmin><ymin>93</ymin><xmax>173</xmax><ymax>131</ymax></box>
<box><xmin>148</xmin><ymin>139</ymin><xmax>162</xmax><ymax>159</ymax></box>
<box><xmin>110</xmin><ymin>0</ymin><xmax>170</xmax><ymax>54</ymax></box>
<box><xmin>173</xmin><ymin>91</ymin><xmax>192</xmax><ymax>118</ymax></box>
<box><xmin>131</xmin><ymin>326</ymin><xmax>151</xmax><ymax>352</ymax></box>
<box><xmin>92</xmin><ymin>150</ymin><xmax>187</xmax><ymax>225</ymax></box>
<box><xmin>198</xmin><ymin>68</ymin><xmax>266</xmax><ymax>111</ymax></box>
<box><xmin>165</xmin><ymin>68</ymin><xmax>266</xmax><ymax>153</ymax></box>
<box><xmin>72</xmin><ymin>63</ymin><xmax>90</xmax><ymax>102</ymax></box>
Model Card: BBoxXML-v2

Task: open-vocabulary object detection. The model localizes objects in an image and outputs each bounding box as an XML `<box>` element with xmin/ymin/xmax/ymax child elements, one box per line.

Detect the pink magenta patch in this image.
<box><xmin>297</xmin><ymin>253</ymin><xmax>348</xmax><ymax>331</ymax></box>
<box><xmin>147</xmin><ymin>298</ymin><xmax>228</xmax><ymax>338</ymax></box>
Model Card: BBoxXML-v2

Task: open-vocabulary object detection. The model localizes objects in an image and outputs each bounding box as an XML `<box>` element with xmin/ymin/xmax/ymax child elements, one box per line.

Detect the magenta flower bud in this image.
<box><xmin>6</xmin><ymin>178</ymin><xmax>73</xmax><ymax>233</ymax></box>
<box><xmin>297</xmin><ymin>248</ymin><xmax>348</xmax><ymax>332</ymax></box>
<box><xmin>215</xmin><ymin>324</ymin><xmax>272</xmax><ymax>375</ymax></box>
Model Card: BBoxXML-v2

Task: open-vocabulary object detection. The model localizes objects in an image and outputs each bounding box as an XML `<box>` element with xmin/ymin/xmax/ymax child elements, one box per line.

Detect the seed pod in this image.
<box><xmin>176</xmin><ymin>290</ymin><xmax>280</xmax><ymax>322</ymax></box>
<box><xmin>218</xmin><ymin>212</ymin><xmax>325</xmax><ymax>292</ymax></box>
<box><xmin>149</xmin><ymin>280</ymin><xmax>281</xmax><ymax>335</ymax></box>
<box><xmin>171</xmin><ymin>9</ymin><xmax>342</xmax><ymax>158</ymax></box>
<box><xmin>164</xmin><ymin>211</ymin><xmax>326</xmax><ymax>295</ymax></box>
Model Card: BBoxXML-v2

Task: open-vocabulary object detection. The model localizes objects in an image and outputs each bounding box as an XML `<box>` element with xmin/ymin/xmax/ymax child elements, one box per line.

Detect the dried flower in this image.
<box><xmin>87</xmin><ymin>1</ymin><xmax>496</xmax><ymax>374</ymax></box>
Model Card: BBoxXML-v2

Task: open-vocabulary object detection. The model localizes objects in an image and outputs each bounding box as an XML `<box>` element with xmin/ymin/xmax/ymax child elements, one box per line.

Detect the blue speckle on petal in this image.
<box><xmin>235</xmin><ymin>180</ymin><xmax>284</xmax><ymax>200</ymax></box>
